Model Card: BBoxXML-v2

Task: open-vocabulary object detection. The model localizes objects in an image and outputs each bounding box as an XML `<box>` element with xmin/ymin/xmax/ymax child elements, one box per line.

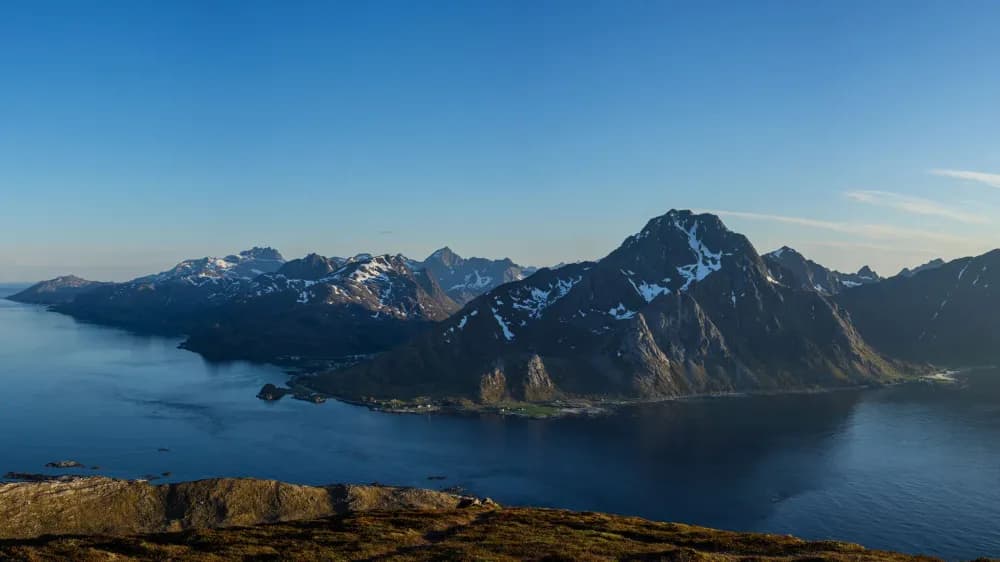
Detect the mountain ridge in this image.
<box><xmin>837</xmin><ymin>249</ymin><xmax>1000</xmax><ymax>364</ymax></box>
<box><xmin>763</xmin><ymin>246</ymin><xmax>881</xmax><ymax>294</ymax></box>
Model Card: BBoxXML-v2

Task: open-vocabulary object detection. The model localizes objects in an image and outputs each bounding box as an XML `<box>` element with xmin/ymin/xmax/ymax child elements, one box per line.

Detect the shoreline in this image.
<box><xmin>280</xmin><ymin>368</ymin><xmax>966</xmax><ymax>420</ymax></box>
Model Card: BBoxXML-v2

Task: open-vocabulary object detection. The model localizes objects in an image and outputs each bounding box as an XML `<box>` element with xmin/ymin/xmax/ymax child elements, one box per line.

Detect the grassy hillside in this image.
<box><xmin>0</xmin><ymin>507</ymin><xmax>943</xmax><ymax>561</ymax></box>
<box><xmin>0</xmin><ymin>477</ymin><xmax>953</xmax><ymax>561</ymax></box>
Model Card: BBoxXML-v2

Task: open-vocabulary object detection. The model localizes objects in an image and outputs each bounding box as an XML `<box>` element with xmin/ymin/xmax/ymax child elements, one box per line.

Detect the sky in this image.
<box><xmin>2</xmin><ymin>0</ymin><xmax>999</xmax><ymax>282</ymax></box>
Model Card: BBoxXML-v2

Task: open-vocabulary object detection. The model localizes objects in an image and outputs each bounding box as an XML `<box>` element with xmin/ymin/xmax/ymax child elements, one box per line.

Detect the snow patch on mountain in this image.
<box><xmin>508</xmin><ymin>275</ymin><xmax>583</xmax><ymax>319</ymax></box>
<box><xmin>674</xmin><ymin>221</ymin><xmax>723</xmax><ymax>291</ymax></box>
<box><xmin>492</xmin><ymin>307</ymin><xmax>515</xmax><ymax>340</ymax></box>
<box><xmin>608</xmin><ymin>302</ymin><xmax>636</xmax><ymax>320</ymax></box>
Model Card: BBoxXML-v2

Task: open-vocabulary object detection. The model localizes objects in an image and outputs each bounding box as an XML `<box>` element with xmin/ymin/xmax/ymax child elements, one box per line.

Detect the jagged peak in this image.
<box><xmin>630</xmin><ymin>210</ymin><xmax>730</xmax><ymax>243</ymax></box>
<box><xmin>766</xmin><ymin>246</ymin><xmax>802</xmax><ymax>260</ymax></box>
<box><xmin>856</xmin><ymin>265</ymin><xmax>880</xmax><ymax>280</ymax></box>
<box><xmin>427</xmin><ymin>246</ymin><xmax>462</xmax><ymax>266</ymax></box>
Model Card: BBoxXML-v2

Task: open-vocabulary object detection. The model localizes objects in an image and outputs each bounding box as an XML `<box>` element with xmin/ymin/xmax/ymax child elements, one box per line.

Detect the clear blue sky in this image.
<box><xmin>2</xmin><ymin>0</ymin><xmax>999</xmax><ymax>281</ymax></box>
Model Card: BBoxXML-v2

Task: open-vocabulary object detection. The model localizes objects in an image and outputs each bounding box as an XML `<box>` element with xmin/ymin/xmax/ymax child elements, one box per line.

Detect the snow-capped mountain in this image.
<box><xmin>838</xmin><ymin>250</ymin><xmax>1000</xmax><ymax>364</ymax></box>
<box><xmin>137</xmin><ymin>247</ymin><xmax>286</xmax><ymax>287</ymax></box>
<box><xmin>35</xmin><ymin>245</ymin><xmax>526</xmax><ymax>361</ymax></box>
<box><xmin>411</xmin><ymin>247</ymin><xmax>537</xmax><ymax>304</ymax></box>
<box><xmin>54</xmin><ymin>248</ymin><xmax>286</xmax><ymax>333</ymax></box>
<box><xmin>763</xmin><ymin>246</ymin><xmax>881</xmax><ymax>294</ymax></box>
<box><xmin>316</xmin><ymin>210</ymin><xmax>901</xmax><ymax>403</ymax></box>
<box><xmin>180</xmin><ymin>254</ymin><xmax>459</xmax><ymax>361</ymax></box>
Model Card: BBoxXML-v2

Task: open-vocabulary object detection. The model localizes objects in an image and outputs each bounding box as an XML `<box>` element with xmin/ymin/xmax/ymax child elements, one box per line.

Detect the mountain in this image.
<box><xmin>315</xmin><ymin>210</ymin><xmax>902</xmax><ymax>404</ymax></box>
<box><xmin>763</xmin><ymin>247</ymin><xmax>881</xmax><ymax>294</ymax></box>
<box><xmin>181</xmin><ymin>254</ymin><xmax>459</xmax><ymax>361</ymax></box>
<box><xmin>896</xmin><ymin>258</ymin><xmax>945</xmax><ymax>278</ymax></box>
<box><xmin>411</xmin><ymin>247</ymin><xmax>536</xmax><ymax>304</ymax></box>
<box><xmin>7</xmin><ymin>276</ymin><xmax>109</xmax><ymax>305</ymax></box>
<box><xmin>837</xmin><ymin>250</ymin><xmax>1000</xmax><ymax>364</ymax></box>
<box><xmin>54</xmin><ymin>248</ymin><xmax>286</xmax><ymax>334</ymax></box>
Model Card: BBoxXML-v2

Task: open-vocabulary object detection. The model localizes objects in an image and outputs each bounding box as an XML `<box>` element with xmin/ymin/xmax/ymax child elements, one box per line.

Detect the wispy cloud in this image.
<box><xmin>930</xmin><ymin>169</ymin><xmax>1000</xmax><ymax>189</ymax></box>
<box><xmin>801</xmin><ymin>240</ymin><xmax>941</xmax><ymax>255</ymax></box>
<box><xmin>708</xmin><ymin>210</ymin><xmax>973</xmax><ymax>244</ymax></box>
<box><xmin>844</xmin><ymin>190</ymin><xmax>989</xmax><ymax>224</ymax></box>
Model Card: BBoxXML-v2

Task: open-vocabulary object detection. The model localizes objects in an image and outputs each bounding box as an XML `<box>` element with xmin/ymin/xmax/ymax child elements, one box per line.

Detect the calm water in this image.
<box><xmin>1</xmin><ymin>291</ymin><xmax>998</xmax><ymax>560</ymax></box>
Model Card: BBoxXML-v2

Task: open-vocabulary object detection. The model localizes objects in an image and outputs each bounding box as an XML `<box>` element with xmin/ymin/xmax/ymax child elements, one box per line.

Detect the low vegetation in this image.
<box><xmin>0</xmin><ymin>506</ymin><xmax>947</xmax><ymax>562</ymax></box>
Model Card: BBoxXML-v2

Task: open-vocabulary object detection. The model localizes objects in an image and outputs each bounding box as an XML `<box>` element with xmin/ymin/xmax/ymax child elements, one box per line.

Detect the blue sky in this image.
<box><xmin>2</xmin><ymin>0</ymin><xmax>999</xmax><ymax>281</ymax></box>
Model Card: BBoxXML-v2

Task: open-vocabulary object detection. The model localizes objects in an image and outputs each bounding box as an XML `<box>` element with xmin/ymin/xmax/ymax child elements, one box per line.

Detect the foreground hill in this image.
<box><xmin>0</xmin><ymin>477</ymin><xmax>939</xmax><ymax>561</ymax></box>
<box><xmin>315</xmin><ymin>210</ymin><xmax>903</xmax><ymax>404</ymax></box>
<box><xmin>7</xmin><ymin>275</ymin><xmax>110</xmax><ymax>305</ymax></box>
<box><xmin>837</xmin><ymin>250</ymin><xmax>1000</xmax><ymax>364</ymax></box>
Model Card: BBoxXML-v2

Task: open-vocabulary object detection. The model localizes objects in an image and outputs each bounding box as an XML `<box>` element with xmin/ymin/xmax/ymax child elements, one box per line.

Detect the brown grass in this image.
<box><xmin>0</xmin><ymin>507</ymin><xmax>945</xmax><ymax>562</ymax></box>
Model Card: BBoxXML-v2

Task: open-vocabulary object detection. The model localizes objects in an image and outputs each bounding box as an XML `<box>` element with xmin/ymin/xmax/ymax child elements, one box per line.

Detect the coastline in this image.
<box><xmin>279</xmin><ymin>369</ymin><xmax>958</xmax><ymax>420</ymax></box>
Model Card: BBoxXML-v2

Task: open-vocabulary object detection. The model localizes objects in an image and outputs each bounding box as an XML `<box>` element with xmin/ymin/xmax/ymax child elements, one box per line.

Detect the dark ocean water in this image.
<box><xmin>1</xmin><ymin>292</ymin><xmax>997</xmax><ymax>560</ymax></box>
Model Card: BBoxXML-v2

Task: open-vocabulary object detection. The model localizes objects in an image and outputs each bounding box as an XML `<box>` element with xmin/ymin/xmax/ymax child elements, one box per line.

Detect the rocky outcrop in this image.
<box><xmin>0</xmin><ymin>477</ymin><xmax>494</xmax><ymax>540</ymax></box>
<box><xmin>478</xmin><ymin>361</ymin><xmax>508</xmax><ymax>404</ymax></box>
<box><xmin>521</xmin><ymin>354</ymin><xmax>555</xmax><ymax>402</ymax></box>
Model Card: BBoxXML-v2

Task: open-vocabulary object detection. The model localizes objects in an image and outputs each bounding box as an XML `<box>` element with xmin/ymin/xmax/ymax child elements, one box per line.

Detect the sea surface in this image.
<box><xmin>1</xmin><ymin>289</ymin><xmax>998</xmax><ymax>560</ymax></box>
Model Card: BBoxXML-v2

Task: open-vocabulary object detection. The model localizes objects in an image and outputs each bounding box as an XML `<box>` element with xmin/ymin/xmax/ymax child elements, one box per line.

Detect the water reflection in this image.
<box><xmin>0</xmin><ymin>295</ymin><xmax>998</xmax><ymax>559</ymax></box>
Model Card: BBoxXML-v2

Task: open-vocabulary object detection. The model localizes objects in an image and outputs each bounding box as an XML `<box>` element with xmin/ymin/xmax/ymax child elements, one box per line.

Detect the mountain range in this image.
<box><xmin>314</xmin><ymin>210</ymin><xmax>903</xmax><ymax>403</ymax></box>
<box><xmin>8</xmin><ymin>247</ymin><xmax>535</xmax><ymax>363</ymax></box>
<box><xmin>9</xmin><ymin>208</ymin><xmax>999</xmax><ymax>406</ymax></box>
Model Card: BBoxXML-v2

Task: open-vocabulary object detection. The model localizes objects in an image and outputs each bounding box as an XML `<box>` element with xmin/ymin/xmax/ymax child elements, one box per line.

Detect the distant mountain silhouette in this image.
<box><xmin>8</xmin><ymin>276</ymin><xmax>110</xmax><ymax>305</ymax></box>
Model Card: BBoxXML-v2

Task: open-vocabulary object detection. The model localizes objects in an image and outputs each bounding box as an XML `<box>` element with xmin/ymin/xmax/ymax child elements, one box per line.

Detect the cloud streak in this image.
<box><xmin>708</xmin><ymin>210</ymin><xmax>973</xmax><ymax>245</ymax></box>
<box><xmin>844</xmin><ymin>190</ymin><xmax>989</xmax><ymax>224</ymax></box>
<box><xmin>930</xmin><ymin>169</ymin><xmax>1000</xmax><ymax>189</ymax></box>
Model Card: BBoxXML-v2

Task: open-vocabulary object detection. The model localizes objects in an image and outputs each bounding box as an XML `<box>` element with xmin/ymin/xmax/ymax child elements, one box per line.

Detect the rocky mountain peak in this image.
<box><xmin>233</xmin><ymin>247</ymin><xmax>285</xmax><ymax>262</ymax></box>
<box><xmin>277</xmin><ymin>253</ymin><xmax>341</xmax><ymax>280</ymax></box>
<box><xmin>856</xmin><ymin>266</ymin><xmax>880</xmax><ymax>281</ymax></box>
<box><xmin>427</xmin><ymin>247</ymin><xmax>461</xmax><ymax>267</ymax></box>
<box><xmin>766</xmin><ymin>246</ymin><xmax>802</xmax><ymax>260</ymax></box>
